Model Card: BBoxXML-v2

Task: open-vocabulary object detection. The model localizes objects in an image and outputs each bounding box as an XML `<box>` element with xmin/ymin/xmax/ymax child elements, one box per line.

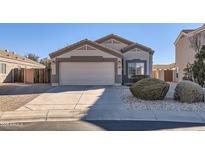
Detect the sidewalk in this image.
<box><xmin>1</xmin><ymin>109</ymin><xmax>205</xmax><ymax>123</ymax></box>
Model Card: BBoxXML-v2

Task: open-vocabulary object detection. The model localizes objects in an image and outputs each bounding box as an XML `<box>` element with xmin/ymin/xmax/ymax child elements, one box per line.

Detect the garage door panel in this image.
<box><xmin>59</xmin><ymin>62</ymin><xmax>115</xmax><ymax>85</ymax></box>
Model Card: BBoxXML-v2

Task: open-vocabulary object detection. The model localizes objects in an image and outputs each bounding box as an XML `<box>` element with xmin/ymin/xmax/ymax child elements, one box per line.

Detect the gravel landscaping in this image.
<box><xmin>0</xmin><ymin>83</ymin><xmax>52</xmax><ymax>112</ymax></box>
<box><xmin>121</xmin><ymin>83</ymin><xmax>205</xmax><ymax>112</ymax></box>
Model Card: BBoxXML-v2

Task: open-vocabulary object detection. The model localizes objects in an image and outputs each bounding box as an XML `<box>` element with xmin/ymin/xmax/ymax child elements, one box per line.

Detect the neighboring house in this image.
<box><xmin>49</xmin><ymin>34</ymin><xmax>154</xmax><ymax>86</ymax></box>
<box><xmin>0</xmin><ymin>49</ymin><xmax>45</xmax><ymax>83</ymax></box>
<box><xmin>152</xmin><ymin>63</ymin><xmax>176</xmax><ymax>82</ymax></box>
<box><xmin>175</xmin><ymin>24</ymin><xmax>205</xmax><ymax>82</ymax></box>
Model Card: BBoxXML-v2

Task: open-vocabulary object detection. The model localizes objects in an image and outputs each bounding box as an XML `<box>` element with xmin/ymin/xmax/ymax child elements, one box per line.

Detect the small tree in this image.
<box><xmin>192</xmin><ymin>46</ymin><xmax>205</xmax><ymax>86</ymax></box>
<box><xmin>25</xmin><ymin>53</ymin><xmax>39</xmax><ymax>62</ymax></box>
<box><xmin>183</xmin><ymin>63</ymin><xmax>193</xmax><ymax>81</ymax></box>
<box><xmin>184</xmin><ymin>45</ymin><xmax>205</xmax><ymax>87</ymax></box>
<box><xmin>40</xmin><ymin>58</ymin><xmax>51</xmax><ymax>69</ymax></box>
<box><xmin>183</xmin><ymin>32</ymin><xmax>205</xmax><ymax>86</ymax></box>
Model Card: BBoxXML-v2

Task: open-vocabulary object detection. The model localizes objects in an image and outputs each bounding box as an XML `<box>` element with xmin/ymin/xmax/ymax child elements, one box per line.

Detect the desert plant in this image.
<box><xmin>183</xmin><ymin>63</ymin><xmax>193</xmax><ymax>81</ymax></box>
<box><xmin>183</xmin><ymin>45</ymin><xmax>205</xmax><ymax>87</ymax></box>
<box><xmin>130</xmin><ymin>78</ymin><xmax>170</xmax><ymax>100</ymax></box>
<box><xmin>40</xmin><ymin>58</ymin><xmax>51</xmax><ymax>69</ymax></box>
<box><xmin>191</xmin><ymin>46</ymin><xmax>205</xmax><ymax>86</ymax></box>
<box><xmin>174</xmin><ymin>80</ymin><xmax>204</xmax><ymax>103</ymax></box>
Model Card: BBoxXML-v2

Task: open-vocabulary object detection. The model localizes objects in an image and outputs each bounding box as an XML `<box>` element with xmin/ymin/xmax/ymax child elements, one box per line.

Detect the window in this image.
<box><xmin>128</xmin><ymin>62</ymin><xmax>144</xmax><ymax>79</ymax></box>
<box><xmin>0</xmin><ymin>63</ymin><xmax>6</xmax><ymax>74</ymax></box>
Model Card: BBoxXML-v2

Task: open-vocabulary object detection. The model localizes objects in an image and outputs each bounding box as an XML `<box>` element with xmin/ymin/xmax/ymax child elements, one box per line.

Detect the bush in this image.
<box><xmin>130</xmin><ymin>78</ymin><xmax>170</xmax><ymax>100</ymax></box>
<box><xmin>174</xmin><ymin>81</ymin><xmax>204</xmax><ymax>103</ymax></box>
<box><xmin>132</xmin><ymin>75</ymin><xmax>149</xmax><ymax>83</ymax></box>
<box><xmin>182</xmin><ymin>76</ymin><xmax>193</xmax><ymax>81</ymax></box>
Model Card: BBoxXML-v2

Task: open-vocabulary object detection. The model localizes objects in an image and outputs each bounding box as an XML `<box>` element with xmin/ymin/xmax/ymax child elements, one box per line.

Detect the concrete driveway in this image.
<box><xmin>16</xmin><ymin>86</ymin><xmax>132</xmax><ymax>120</ymax></box>
<box><xmin>1</xmin><ymin>85</ymin><xmax>205</xmax><ymax>123</ymax></box>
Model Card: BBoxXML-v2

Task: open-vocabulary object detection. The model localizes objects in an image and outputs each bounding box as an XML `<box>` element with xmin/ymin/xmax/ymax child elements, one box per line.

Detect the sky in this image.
<box><xmin>0</xmin><ymin>23</ymin><xmax>202</xmax><ymax>64</ymax></box>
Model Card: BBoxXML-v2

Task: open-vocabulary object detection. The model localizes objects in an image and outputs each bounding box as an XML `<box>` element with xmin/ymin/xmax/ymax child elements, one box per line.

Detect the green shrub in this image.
<box><xmin>130</xmin><ymin>78</ymin><xmax>170</xmax><ymax>100</ymax></box>
<box><xmin>132</xmin><ymin>75</ymin><xmax>149</xmax><ymax>83</ymax></box>
<box><xmin>174</xmin><ymin>81</ymin><xmax>204</xmax><ymax>103</ymax></box>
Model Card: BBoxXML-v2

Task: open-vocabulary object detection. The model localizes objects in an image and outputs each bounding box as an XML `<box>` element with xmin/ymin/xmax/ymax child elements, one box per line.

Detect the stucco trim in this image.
<box><xmin>49</xmin><ymin>39</ymin><xmax>122</xmax><ymax>59</ymax></box>
<box><xmin>95</xmin><ymin>34</ymin><xmax>135</xmax><ymax>45</ymax></box>
<box><xmin>174</xmin><ymin>31</ymin><xmax>188</xmax><ymax>45</ymax></box>
<box><xmin>69</xmin><ymin>56</ymin><xmax>104</xmax><ymax>61</ymax></box>
<box><xmin>174</xmin><ymin>25</ymin><xmax>205</xmax><ymax>45</ymax></box>
<box><xmin>123</xmin><ymin>59</ymin><xmax>147</xmax><ymax>84</ymax></box>
<box><xmin>55</xmin><ymin>57</ymin><xmax>118</xmax><ymax>84</ymax></box>
<box><xmin>121</xmin><ymin>43</ymin><xmax>154</xmax><ymax>54</ymax></box>
<box><xmin>188</xmin><ymin>25</ymin><xmax>205</xmax><ymax>36</ymax></box>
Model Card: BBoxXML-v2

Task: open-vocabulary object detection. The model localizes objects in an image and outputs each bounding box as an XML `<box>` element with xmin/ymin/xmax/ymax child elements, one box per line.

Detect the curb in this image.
<box><xmin>0</xmin><ymin>110</ymin><xmax>85</xmax><ymax>123</ymax></box>
<box><xmin>1</xmin><ymin>110</ymin><xmax>205</xmax><ymax>124</ymax></box>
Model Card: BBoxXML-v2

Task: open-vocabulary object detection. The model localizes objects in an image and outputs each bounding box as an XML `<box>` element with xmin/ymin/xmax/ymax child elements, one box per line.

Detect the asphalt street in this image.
<box><xmin>1</xmin><ymin>120</ymin><xmax>205</xmax><ymax>131</ymax></box>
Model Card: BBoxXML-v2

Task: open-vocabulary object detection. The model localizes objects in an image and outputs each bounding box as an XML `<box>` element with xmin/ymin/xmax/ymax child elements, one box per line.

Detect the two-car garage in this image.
<box><xmin>50</xmin><ymin>39</ymin><xmax>122</xmax><ymax>86</ymax></box>
<box><xmin>59</xmin><ymin>62</ymin><xmax>115</xmax><ymax>85</ymax></box>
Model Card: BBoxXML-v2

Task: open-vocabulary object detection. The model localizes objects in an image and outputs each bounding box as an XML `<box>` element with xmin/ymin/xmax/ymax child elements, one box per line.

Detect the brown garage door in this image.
<box><xmin>164</xmin><ymin>70</ymin><xmax>173</xmax><ymax>82</ymax></box>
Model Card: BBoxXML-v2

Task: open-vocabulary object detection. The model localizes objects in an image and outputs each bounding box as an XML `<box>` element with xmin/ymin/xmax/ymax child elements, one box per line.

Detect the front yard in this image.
<box><xmin>121</xmin><ymin>83</ymin><xmax>205</xmax><ymax>112</ymax></box>
<box><xmin>0</xmin><ymin>83</ymin><xmax>205</xmax><ymax>123</ymax></box>
<box><xmin>1</xmin><ymin>80</ymin><xmax>205</xmax><ymax>120</ymax></box>
<box><xmin>0</xmin><ymin>83</ymin><xmax>52</xmax><ymax>112</ymax></box>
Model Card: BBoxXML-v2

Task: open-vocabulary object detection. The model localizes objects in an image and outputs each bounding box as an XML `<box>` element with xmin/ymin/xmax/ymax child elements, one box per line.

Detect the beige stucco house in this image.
<box><xmin>152</xmin><ymin>63</ymin><xmax>176</xmax><ymax>82</ymax></box>
<box><xmin>49</xmin><ymin>34</ymin><xmax>154</xmax><ymax>86</ymax></box>
<box><xmin>175</xmin><ymin>24</ymin><xmax>205</xmax><ymax>82</ymax></box>
<box><xmin>0</xmin><ymin>49</ymin><xmax>45</xmax><ymax>83</ymax></box>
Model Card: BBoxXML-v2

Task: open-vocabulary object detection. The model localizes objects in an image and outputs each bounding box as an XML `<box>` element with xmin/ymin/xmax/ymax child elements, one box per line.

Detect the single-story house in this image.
<box><xmin>152</xmin><ymin>63</ymin><xmax>176</xmax><ymax>82</ymax></box>
<box><xmin>49</xmin><ymin>34</ymin><xmax>154</xmax><ymax>86</ymax></box>
<box><xmin>174</xmin><ymin>24</ymin><xmax>205</xmax><ymax>82</ymax></box>
<box><xmin>0</xmin><ymin>49</ymin><xmax>45</xmax><ymax>83</ymax></box>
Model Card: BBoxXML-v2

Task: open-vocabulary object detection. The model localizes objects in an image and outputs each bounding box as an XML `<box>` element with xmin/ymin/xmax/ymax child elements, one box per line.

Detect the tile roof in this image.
<box><xmin>49</xmin><ymin>34</ymin><xmax>154</xmax><ymax>58</ymax></box>
<box><xmin>49</xmin><ymin>39</ymin><xmax>122</xmax><ymax>58</ymax></box>
<box><xmin>181</xmin><ymin>29</ymin><xmax>194</xmax><ymax>34</ymax></box>
<box><xmin>153</xmin><ymin>63</ymin><xmax>176</xmax><ymax>70</ymax></box>
<box><xmin>0</xmin><ymin>49</ymin><xmax>45</xmax><ymax>67</ymax></box>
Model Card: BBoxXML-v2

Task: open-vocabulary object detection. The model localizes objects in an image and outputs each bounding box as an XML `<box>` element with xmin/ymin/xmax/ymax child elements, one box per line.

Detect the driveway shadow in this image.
<box><xmin>79</xmin><ymin>86</ymin><xmax>128</xmax><ymax>120</ymax></box>
<box><xmin>83</xmin><ymin>120</ymin><xmax>205</xmax><ymax>131</ymax></box>
<box><xmin>0</xmin><ymin>84</ymin><xmax>101</xmax><ymax>95</ymax></box>
<box><xmin>76</xmin><ymin>85</ymin><xmax>205</xmax><ymax>131</ymax></box>
<box><xmin>0</xmin><ymin>83</ymin><xmax>52</xmax><ymax>95</ymax></box>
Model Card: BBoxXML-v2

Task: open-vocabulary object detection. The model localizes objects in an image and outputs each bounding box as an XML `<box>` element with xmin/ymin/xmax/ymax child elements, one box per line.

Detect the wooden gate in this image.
<box><xmin>34</xmin><ymin>69</ymin><xmax>51</xmax><ymax>83</ymax></box>
<box><xmin>14</xmin><ymin>68</ymin><xmax>24</xmax><ymax>83</ymax></box>
<box><xmin>164</xmin><ymin>70</ymin><xmax>173</xmax><ymax>82</ymax></box>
